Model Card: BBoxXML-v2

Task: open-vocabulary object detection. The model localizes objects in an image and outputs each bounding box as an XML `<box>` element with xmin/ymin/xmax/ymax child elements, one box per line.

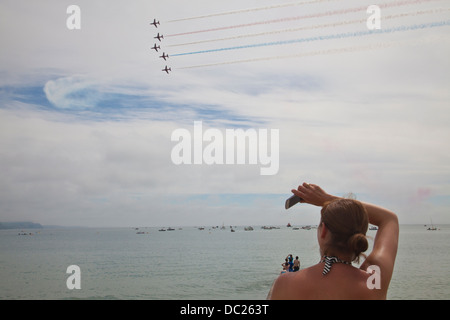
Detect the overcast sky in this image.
<box><xmin>1</xmin><ymin>0</ymin><xmax>449</xmax><ymax>227</ymax></box>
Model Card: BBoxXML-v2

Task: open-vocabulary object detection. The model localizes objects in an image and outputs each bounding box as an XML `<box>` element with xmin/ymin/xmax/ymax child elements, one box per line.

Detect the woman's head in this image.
<box><xmin>319</xmin><ymin>198</ymin><xmax>369</xmax><ymax>263</ymax></box>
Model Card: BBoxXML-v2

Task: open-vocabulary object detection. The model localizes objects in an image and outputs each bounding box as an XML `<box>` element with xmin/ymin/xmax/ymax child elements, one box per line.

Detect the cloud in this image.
<box><xmin>43</xmin><ymin>76</ymin><xmax>102</xmax><ymax>109</ymax></box>
<box><xmin>1</xmin><ymin>0</ymin><xmax>450</xmax><ymax>227</ymax></box>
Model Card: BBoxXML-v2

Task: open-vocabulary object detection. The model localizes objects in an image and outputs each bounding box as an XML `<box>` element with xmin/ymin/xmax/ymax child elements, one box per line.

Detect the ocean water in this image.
<box><xmin>0</xmin><ymin>224</ymin><xmax>448</xmax><ymax>300</ymax></box>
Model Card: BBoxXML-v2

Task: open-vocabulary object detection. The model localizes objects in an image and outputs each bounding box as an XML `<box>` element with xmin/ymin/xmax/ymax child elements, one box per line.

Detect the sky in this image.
<box><xmin>0</xmin><ymin>0</ymin><xmax>449</xmax><ymax>227</ymax></box>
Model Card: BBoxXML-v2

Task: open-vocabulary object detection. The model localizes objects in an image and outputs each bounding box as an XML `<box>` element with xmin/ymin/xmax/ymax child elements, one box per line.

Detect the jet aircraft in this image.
<box><xmin>150</xmin><ymin>19</ymin><xmax>160</xmax><ymax>28</ymax></box>
<box><xmin>154</xmin><ymin>33</ymin><xmax>164</xmax><ymax>42</ymax></box>
<box><xmin>159</xmin><ymin>52</ymin><xmax>169</xmax><ymax>61</ymax></box>
<box><xmin>151</xmin><ymin>44</ymin><xmax>161</xmax><ymax>52</ymax></box>
<box><xmin>162</xmin><ymin>66</ymin><xmax>172</xmax><ymax>74</ymax></box>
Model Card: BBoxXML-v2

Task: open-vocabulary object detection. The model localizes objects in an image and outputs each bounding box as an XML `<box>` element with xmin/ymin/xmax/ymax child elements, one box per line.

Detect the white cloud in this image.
<box><xmin>1</xmin><ymin>0</ymin><xmax>450</xmax><ymax>226</ymax></box>
<box><xmin>43</xmin><ymin>76</ymin><xmax>101</xmax><ymax>109</ymax></box>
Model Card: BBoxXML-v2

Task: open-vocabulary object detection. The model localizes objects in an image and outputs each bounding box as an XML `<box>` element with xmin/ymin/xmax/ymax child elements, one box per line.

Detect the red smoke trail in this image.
<box><xmin>168</xmin><ymin>7</ymin><xmax>449</xmax><ymax>48</ymax></box>
<box><xmin>178</xmin><ymin>34</ymin><xmax>446</xmax><ymax>69</ymax></box>
<box><xmin>172</xmin><ymin>19</ymin><xmax>450</xmax><ymax>57</ymax></box>
<box><xmin>178</xmin><ymin>43</ymin><xmax>398</xmax><ymax>69</ymax></box>
<box><xmin>166</xmin><ymin>0</ymin><xmax>441</xmax><ymax>38</ymax></box>
<box><xmin>166</xmin><ymin>0</ymin><xmax>334</xmax><ymax>23</ymax></box>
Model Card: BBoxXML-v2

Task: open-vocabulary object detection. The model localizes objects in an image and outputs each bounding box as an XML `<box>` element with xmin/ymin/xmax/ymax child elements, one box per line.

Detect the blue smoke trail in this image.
<box><xmin>172</xmin><ymin>20</ymin><xmax>450</xmax><ymax>57</ymax></box>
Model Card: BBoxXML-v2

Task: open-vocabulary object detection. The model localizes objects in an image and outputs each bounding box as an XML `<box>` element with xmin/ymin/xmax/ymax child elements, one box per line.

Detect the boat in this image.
<box><xmin>167</xmin><ymin>227</ymin><xmax>175</xmax><ymax>231</ymax></box>
<box><xmin>261</xmin><ymin>226</ymin><xmax>280</xmax><ymax>230</ymax></box>
<box><xmin>244</xmin><ymin>226</ymin><xmax>253</xmax><ymax>231</ymax></box>
<box><xmin>369</xmin><ymin>225</ymin><xmax>378</xmax><ymax>230</ymax></box>
<box><xmin>427</xmin><ymin>218</ymin><xmax>437</xmax><ymax>231</ymax></box>
<box><xmin>158</xmin><ymin>228</ymin><xmax>166</xmax><ymax>231</ymax></box>
<box><xmin>287</xmin><ymin>223</ymin><xmax>292</xmax><ymax>227</ymax></box>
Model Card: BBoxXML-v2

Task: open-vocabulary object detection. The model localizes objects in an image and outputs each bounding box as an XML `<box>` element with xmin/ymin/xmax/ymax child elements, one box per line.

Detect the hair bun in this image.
<box><xmin>347</xmin><ymin>233</ymin><xmax>369</xmax><ymax>258</ymax></box>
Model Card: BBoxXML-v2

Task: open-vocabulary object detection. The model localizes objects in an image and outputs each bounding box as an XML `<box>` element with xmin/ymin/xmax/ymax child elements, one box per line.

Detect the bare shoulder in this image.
<box><xmin>268</xmin><ymin>268</ymin><xmax>315</xmax><ymax>300</ymax></box>
<box><xmin>268</xmin><ymin>264</ymin><xmax>386</xmax><ymax>300</ymax></box>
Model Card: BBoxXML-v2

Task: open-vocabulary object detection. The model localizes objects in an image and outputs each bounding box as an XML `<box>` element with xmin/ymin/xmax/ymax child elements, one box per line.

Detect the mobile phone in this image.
<box><xmin>285</xmin><ymin>195</ymin><xmax>303</xmax><ymax>209</ymax></box>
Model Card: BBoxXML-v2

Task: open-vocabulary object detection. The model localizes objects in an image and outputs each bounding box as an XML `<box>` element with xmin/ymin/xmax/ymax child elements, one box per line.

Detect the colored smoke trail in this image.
<box><xmin>178</xmin><ymin>34</ymin><xmax>448</xmax><ymax>69</ymax></box>
<box><xmin>168</xmin><ymin>8</ymin><xmax>450</xmax><ymax>48</ymax></box>
<box><xmin>168</xmin><ymin>19</ymin><xmax>366</xmax><ymax>48</ymax></box>
<box><xmin>172</xmin><ymin>20</ymin><xmax>450</xmax><ymax>57</ymax></box>
<box><xmin>166</xmin><ymin>0</ymin><xmax>334</xmax><ymax>23</ymax></box>
<box><xmin>178</xmin><ymin>43</ymin><xmax>396</xmax><ymax>69</ymax></box>
<box><xmin>166</xmin><ymin>0</ymin><xmax>441</xmax><ymax>37</ymax></box>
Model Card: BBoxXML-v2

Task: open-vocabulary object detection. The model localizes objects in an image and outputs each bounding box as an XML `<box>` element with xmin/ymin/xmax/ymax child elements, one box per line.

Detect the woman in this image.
<box><xmin>281</xmin><ymin>258</ymin><xmax>289</xmax><ymax>274</ymax></box>
<box><xmin>268</xmin><ymin>182</ymin><xmax>399</xmax><ymax>300</ymax></box>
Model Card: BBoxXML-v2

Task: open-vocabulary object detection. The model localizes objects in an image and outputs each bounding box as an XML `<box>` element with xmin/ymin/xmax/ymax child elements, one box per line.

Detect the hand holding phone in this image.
<box><xmin>285</xmin><ymin>195</ymin><xmax>303</xmax><ymax>209</ymax></box>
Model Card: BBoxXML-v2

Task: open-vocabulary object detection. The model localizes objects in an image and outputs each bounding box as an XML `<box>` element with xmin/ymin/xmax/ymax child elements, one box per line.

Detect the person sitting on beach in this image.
<box><xmin>293</xmin><ymin>256</ymin><xmax>300</xmax><ymax>272</ymax></box>
<box><xmin>281</xmin><ymin>258</ymin><xmax>289</xmax><ymax>272</ymax></box>
<box><xmin>280</xmin><ymin>265</ymin><xmax>288</xmax><ymax>274</ymax></box>
<box><xmin>268</xmin><ymin>182</ymin><xmax>399</xmax><ymax>300</ymax></box>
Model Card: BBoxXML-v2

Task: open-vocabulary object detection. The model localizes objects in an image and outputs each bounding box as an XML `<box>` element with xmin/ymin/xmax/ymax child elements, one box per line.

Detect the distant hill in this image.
<box><xmin>0</xmin><ymin>222</ymin><xmax>43</xmax><ymax>230</ymax></box>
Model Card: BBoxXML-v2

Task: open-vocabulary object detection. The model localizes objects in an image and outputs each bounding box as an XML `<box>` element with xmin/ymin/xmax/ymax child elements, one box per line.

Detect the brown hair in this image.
<box><xmin>320</xmin><ymin>199</ymin><xmax>369</xmax><ymax>263</ymax></box>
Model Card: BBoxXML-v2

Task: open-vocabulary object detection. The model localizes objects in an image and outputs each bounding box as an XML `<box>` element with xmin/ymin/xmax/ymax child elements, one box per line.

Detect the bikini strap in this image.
<box><xmin>320</xmin><ymin>255</ymin><xmax>351</xmax><ymax>275</ymax></box>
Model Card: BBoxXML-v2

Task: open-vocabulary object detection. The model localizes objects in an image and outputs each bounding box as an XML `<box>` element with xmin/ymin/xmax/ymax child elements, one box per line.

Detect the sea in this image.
<box><xmin>0</xmin><ymin>224</ymin><xmax>449</xmax><ymax>300</ymax></box>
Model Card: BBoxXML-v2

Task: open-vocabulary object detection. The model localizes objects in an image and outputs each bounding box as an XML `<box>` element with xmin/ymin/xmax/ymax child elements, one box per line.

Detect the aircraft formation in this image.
<box><xmin>150</xmin><ymin>19</ymin><xmax>171</xmax><ymax>74</ymax></box>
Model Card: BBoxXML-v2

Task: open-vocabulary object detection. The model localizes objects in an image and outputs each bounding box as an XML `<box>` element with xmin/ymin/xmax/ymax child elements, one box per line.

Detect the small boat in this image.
<box><xmin>244</xmin><ymin>226</ymin><xmax>253</xmax><ymax>231</ymax></box>
<box><xmin>158</xmin><ymin>228</ymin><xmax>166</xmax><ymax>232</ymax></box>
<box><xmin>261</xmin><ymin>226</ymin><xmax>279</xmax><ymax>230</ymax></box>
<box><xmin>427</xmin><ymin>218</ymin><xmax>437</xmax><ymax>230</ymax></box>
<box><xmin>167</xmin><ymin>227</ymin><xmax>175</xmax><ymax>231</ymax></box>
<box><xmin>287</xmin><ymin>223</ymin><xmax>292</xmax><ymax>227</ymax></box>
<box><xmin>369</xmin><ymin>226</ymin><xmax>378</xmax><ymax>230</ymax></box>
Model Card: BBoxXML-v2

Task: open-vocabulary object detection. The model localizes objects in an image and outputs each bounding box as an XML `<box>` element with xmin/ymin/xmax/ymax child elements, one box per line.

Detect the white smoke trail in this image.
<box><xmin>168</xmin><ymin>8</ymin><xmax>450</xmax><ymax>48</ymax></box>
<box><xmin>177</xmin><ymin>31</ymin><xmax>449</xmax><ymax>70</ymax></box>
<box><xmin>172</xmin><ymin>20</ymin><xmax>450</xmax><ymax>57</ymax></box>
<box><xmin>166</xmin><ymin>0</ymin><xmax>443</xmax><ymax>38</ymax></box>
<box><xmin>165</xmin><ymin>0</ymin><xmax>335</xmax><ymax>23</ymax></box>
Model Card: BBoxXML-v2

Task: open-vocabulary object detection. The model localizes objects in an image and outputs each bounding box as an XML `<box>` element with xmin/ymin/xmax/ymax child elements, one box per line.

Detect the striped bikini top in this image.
<box><xmin>320</xmin><ymin>255</ymin><xmax>352</xmax><ymax>275</ymax></box>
